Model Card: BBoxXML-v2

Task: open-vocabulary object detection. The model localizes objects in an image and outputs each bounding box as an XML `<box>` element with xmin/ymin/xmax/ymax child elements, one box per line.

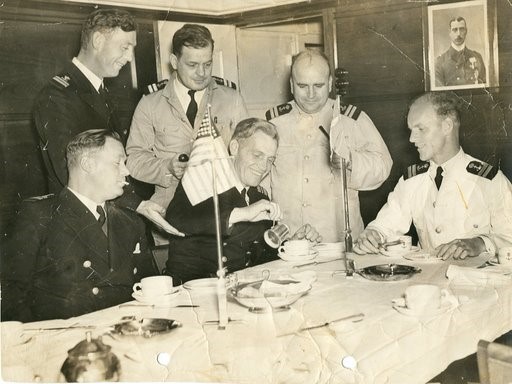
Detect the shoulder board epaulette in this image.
<box><xmin>265</xmin><ymin>103</ymin><xmax>293</xmax><ymax>121</ymax></box>
<box><xmin>51</xmin><ymin>75</ymin><xmax>71</xmax><ymax>89</ymax></box>
<box><xmin>256</xmin><ymin>185</ymin><xmax>268</xmax><ymax>197</ymax></box>
<box><xmin>145</xmin><ymin>79</ymin><xmax>169</xmax><ymax>95</ymax></box>
<box><xmin>212</xmin><ymin>76</ymin><xmax>237</xmax><ymax>90</ymax></box>
<box><xmin>403</xmin><ymin>161</ymin><xmax>430</xmax><ymax>180</ymax></box>
<box><xmin>340</xmin><ymin>103</ymin><xmax>362</xmax><ymax>120</ymax></box>
<box><xmin>24</xmin><ymin>193</ymin><xmax>55</xmax><ymax>202</ymax></box>
<box><xmin>466</xmin><ymin>160</ymin><xmax>498</xmax><ymax>180</ymax></box>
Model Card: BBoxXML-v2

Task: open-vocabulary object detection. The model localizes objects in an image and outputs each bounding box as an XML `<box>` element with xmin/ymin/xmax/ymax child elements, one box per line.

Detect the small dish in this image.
<box><xmin>392</xmin><ymin>297</ymin><xmax>457</xmax><ymax>318</ymax></box>
<box><xmin>356</xmin><ymin>264</ymin><xmax>421</xmax><ymax>281</ymax></box>
<box><xmin>112</xmin><ymin>318</ymin><xmax>181</xmax><ymax>338</ymax></box>
<box><xmin>279</xmin><ymin>250</ymin><xmax>319</xmax><ymax>262</ymax></box>
<box><xmin>403</xmin><ymin>251</ymin><xmax>442</xmax><ymax>262</ymax></box>
<box><xmin>230</xmin><ymin>279</ymin><xmax>311</xmax><ymax>312</ymax></box>
<box><xmin>183</xmin><ymin>278</ymin><xmax>218</xmax><ymax>290</ymax></box>
<box><xmin>380</xmin><ymin>246</ymin><xmax>420</xmax><ymax>258</ymax></box>
<box><xmin>131</xmin><ymin>288</ymin><xmax>180</xmax><ymax>305</ymax></box>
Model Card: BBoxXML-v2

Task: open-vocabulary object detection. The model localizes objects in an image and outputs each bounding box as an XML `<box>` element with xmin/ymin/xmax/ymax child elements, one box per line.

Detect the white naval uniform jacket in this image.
<box><xmin>267</xmin><ymin>99</ymin><xmax>392</xmax><ymax>242</ymax></box>
<box><xmin>367</xmin><ymin>149</ymin><xmax>512</xmax><ymax>253</ymax></box>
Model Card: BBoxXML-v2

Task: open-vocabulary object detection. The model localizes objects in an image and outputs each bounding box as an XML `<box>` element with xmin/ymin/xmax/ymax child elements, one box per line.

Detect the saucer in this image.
<box><xmin>392</xmin><ymin>297</ymin><xmax>456</xmax><ymax>318</ymax></box>
<box><xmin>132</xmin><ymin>289</ymin><xmax>180</xmax><ymax>305</ymax></box>
<box><xmin>403</xmin><ymin>251</ymin><xmax>442</xmax><ymax>263</ymax></box>
<box><xmin>183</xmin><ymin>278</ymin><xmax>218</xmax><ymax>290</ymax></box>
<box><xmin>380</xmin><ymin>246</ymin><xmax>419</xmax><ymax>258</ymax></box>
<box><xmin>279</xmin><ymin>250</ymin><xmax>318</xmax><ymax>262</ymax></box>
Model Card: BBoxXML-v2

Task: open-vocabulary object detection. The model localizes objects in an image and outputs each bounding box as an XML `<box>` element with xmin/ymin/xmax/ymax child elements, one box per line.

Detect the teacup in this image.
<box><xmin>278</xmin><ymin>240</ymin><xmax>313</xmax><ymax>261</ymax></box>
<box><xmin>386</xmin><ymin>235</ymin><xmax>412</xmax><ymax>252</ymax></box>
<box><xmin>1</xmin><ymin>321</ymin><xmax>25</xmax><ymax>348</ymax></box>
<box><xmin>405</xmin><ymin>284</ymin><xmax>447</xmax><ymax>313</ymax></box>
<box><xmin>264</xmin><ymin>223</ymin><xmax>290</xmax><ymax>248</ymax></box>
<box><xmin>133</xmin><ymin>276</ymin><xmax>173</xmax><ymax>297</ymax></box>
<box><xmin>498</xmin><ymin>247</ymin><xmax>512</xmax><ymax>266</ymax></box>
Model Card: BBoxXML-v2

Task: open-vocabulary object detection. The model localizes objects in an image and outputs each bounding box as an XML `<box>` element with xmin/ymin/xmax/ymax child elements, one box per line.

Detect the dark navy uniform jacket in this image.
<box><xmin>435</xmin><ymin>46</ymin><xmax>486</xmax><ymax>86</ymax></box>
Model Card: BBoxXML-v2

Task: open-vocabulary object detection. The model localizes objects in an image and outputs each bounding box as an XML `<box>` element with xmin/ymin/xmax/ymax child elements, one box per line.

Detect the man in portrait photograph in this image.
<box><xmin>434</xmin><ymin>16</ymin><xmax>486</xmax><ymax>87</ymax></box>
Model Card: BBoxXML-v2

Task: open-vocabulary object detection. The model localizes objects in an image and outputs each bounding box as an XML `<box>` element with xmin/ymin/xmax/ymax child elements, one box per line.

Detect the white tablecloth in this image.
<box><xmin>2</xmin><ymin>252</ymin><xmax>511</xmax><ymax>383</ymax></box>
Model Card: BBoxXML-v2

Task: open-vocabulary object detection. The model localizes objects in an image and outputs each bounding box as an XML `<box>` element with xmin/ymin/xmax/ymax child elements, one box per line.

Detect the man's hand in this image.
<box><xmin>167</xmin><ymin>157</ymin><xmax>188</xmax><ymax>179</ymax></box>
<box><xmin>136</xmin><ymin>200</ymin><xmax>184</xmax><ymax>237</ymax></box>
<box><xmin>291</xmin><ymin>223</ymin><xmax>322</xmax><ymax>243</ymax></box>
<box><xmin>353</xmin><ymin>228</ymin><xmax>383</xmax><ymax>254</ymax></box>
<box><xmin>434</xmin><ymin>237</ymin><xmax>485</xmax><ymax>260</ymax></box>
<box><xmin>229</xmin><ymin>200</ymin><xmax>282</xmax><ymax>225</ymax></box>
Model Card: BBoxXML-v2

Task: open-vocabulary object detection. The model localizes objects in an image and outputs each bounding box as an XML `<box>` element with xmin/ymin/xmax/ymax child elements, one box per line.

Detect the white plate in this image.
<box><xmin>183</xmin><ymin>278</ymin><xmax>218</xmax><ymax>290</ymax></box>
<box><xmin>392</xmin><ymin>297</ymin><xmax>456</xmax><ymax>318</ymax></box>
<box><xmin>403</xmin><ymin>251</ymin><xmax>442</xmax><ymax>263</ymax></box>
<box><xmin>279</xmin><ymin>250</ymin><xmax>318</xmax><ymax>262</ymax></box>
<box><xmin>131</xmin><ymin>289</ymin><xmax>180</xmax><ymax>305</ymax></box>
<box><xmin>487</xmin><ymin>259</ymin><xmax>512</xmax><ymax>271</ymax></box>
<box><xmin>380</xmin><ymin>245</ymin><xmax>420</xmax><ymax>258</ymax></box>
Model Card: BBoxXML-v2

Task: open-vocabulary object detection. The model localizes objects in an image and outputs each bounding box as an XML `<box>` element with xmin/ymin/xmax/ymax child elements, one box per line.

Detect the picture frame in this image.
<box><xmin>425</xmin><ymin>0</ymin><xmax>499</xmax><ymax>91</ymax></box>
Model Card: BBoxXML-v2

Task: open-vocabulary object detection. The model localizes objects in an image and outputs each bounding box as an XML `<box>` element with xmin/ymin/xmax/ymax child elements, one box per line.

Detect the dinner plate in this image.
<box><xmin>183</xmin><ymin>278</ymin><xmax>218</xmax><ymax>290</ymax></box>
<box><xmin>131</xmin><ymin>288</ymin><xmax>180</xmax><ymax>305</ymax></box>
<box><xmin>356</xmin><ymin>264</ymin><xmax>421</xmax><ymax>281</ymax></box>
<box><xmin>403</xmin><ymin>251</ymin><xmax>442</xmax><ymax>263</ymax></box>
<box><xmin>487</xmin><ymin>259</ymin><xmax>512</xmax><ymax>271</ymax></box>
<box><xmin>380</xmin><ymin>246</ymin><xmax>420</xmax><ymax>258</ymax></box>
<box><xmin>392</xmin><ymin>297</ymin><xmax>456</xmax><ymax>318</ymax></box>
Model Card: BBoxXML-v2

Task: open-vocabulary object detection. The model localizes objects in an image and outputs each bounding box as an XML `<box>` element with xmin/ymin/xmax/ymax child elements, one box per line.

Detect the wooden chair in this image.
<box><xmin>477</xmin><ymin>339</ymin><xmax>512</xmax><ymax>384</ymax></box>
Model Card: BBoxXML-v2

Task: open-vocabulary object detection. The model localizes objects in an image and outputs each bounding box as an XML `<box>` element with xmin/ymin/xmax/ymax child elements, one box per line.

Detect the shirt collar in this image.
<box><xmin>451</xmin><ymin>43</ymin><xmax>466</xmax><ymax>52</ymax></box>
<box><xmin>72</xmin><ymin>57</ymin><xmax>103</xmax><ymax>92</ymax></box>
<box><xmin>430</xmin><ymin>147</ymin><xmax>464</xmax><ymax>176</ymax></box>
<box><xmin>173</xmin><ymin>75</ymin><xmax>206</xmax><ymax>112</ymax></box>
<box><xmin>67</xmin><ymin>187</ymin><xmax>106</xmax><ymax>220</ymax></box>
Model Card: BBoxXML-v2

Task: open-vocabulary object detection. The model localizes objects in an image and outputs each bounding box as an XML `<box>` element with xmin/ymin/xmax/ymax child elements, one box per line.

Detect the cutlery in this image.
<box><xmin>278</xmin><ymin>313</ymin><xmax>365</xmax><ymax>337</ymax></box>
<box><xmin>378</xmin><ymin>239</ymin><xmax>403</xmax><ymax>250</ymax></box>
<box><xmin>293</xmin><ymin>258</ymin><xmax>341</xmax><ymax>268</ymax></box>
<box><xmin>118</xmin><ymin>303</ymin><xmax>199</xmax><ymax>308</ymax></box>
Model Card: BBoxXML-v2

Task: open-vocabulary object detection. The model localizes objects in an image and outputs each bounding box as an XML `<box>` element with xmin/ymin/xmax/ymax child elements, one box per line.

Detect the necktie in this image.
<box><xmin>96</xmin><ymin>205</ymin><xmax>108</xmax><ymax>236</ymax></box>
<box><xmin>241</xmin><ymin>188</ymin><xmax>250</xmax><ymax>206</ymax></box>
<box><xmin>435</xmin><ymin>166</ymin><xmax>443</xmax><ymax>190</ymax></box>
<box><xmin>186</xmin><ymin>90</ymin><xmax>198</xmax><ymax>127</ymax></box>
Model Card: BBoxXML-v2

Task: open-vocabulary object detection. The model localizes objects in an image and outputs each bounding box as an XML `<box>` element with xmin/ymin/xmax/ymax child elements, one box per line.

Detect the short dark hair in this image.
<box><xmin>81</xmin><ymin>9</ymin><xmax>136</xmax><ymax>49</ymax></box>
<box><xmin>66</xmin><ymin>129</ymin><xmax>122</xmax><ymax>169</ymax></box>
<box><xmin>171</xmin><ymin>24</ymin><xmax>214</xmax><ymax>57</ymax></box>
<box><xmin>449</xmin><ymin>16</ymin><xmax>466</xmax><ymax>29</ymax></box>
<box><xmin>411</xmin><ymin>92</ymin><xmax>461</xmax><ymax>126</ymax></box>
<box><xmin>231</xmin><ymin>118</ymin><xmax>279</xmax><ymax>145</ymax></box>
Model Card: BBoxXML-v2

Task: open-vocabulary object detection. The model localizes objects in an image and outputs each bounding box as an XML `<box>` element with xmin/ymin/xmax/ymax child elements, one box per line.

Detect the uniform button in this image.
<box><xmin>304</xmin><ymin>178</ymin><xmax>309</xmax><ymax>183</ymax></box>
<box><xmin>307</xmin><ymin>135</ymin><xmax>312</xmax><ymax>139</ymax></box>
<box><xmin>223</xmin><ymin>242</ymin><xmax>227</xmax><ymax>246</ymax></box>
<box><xmin>222</xmin><ymin>256</ymin><xmax>227</xmax><ymax>262</ymax></box>
<box><xmin>133</xmin><ymin>267</ymin><xmax>138</xmax><ymax>275</ymax></box>
<box><xmin>435</xmin><ymin>227</ymin><xmax>442</xmax><ymax>234</ymax></box>
<box><xmin>83</xmin><ymin>260</ymin><xmax>92</xmax><ymax>268</ymax></box>
<box><xmin>246</xmin><ymin>251</ymin><xmax>251</xmax><ymax>255</ymax></box>
<box><xmin>92</xmin><ymin>287</ymin><xmax>99</xmax><ymax>295</ymax></box>
<box><xmin>302</xmin><ymin>203</ymin><xmax>308</xmax><ymax>207</ymax></box>
<box><xmin>456</xmin><ymin>77</ymin><xmax>460</xmax><ymax>80</ymax></box>
<box><xmin>304</xmin><ymin>155</ymin><xmax>309</xmax><ymax>160</ymax></box>
<box><xmin>433</xmin><ymin>202</ymin><xmax>436</xmax><ymax>208</ymax></box>
<box><xmin>473</xmin><ymin>224</ymin><xmax>478</xmax><ymax>229</ymax></box>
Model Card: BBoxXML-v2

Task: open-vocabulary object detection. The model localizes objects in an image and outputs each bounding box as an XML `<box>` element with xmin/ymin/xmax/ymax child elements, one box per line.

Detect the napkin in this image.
<box><xmin>446</xmin><ymin>264</ymin><xmax>512</xmax><ymax>287</ymax></box>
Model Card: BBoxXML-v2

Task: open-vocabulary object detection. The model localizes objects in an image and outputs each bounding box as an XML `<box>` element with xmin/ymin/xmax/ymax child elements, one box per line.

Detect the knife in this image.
<box><xmin>278</xmin><ymin>312</ymin><xmax>365</xmax><ymax>337</ymax></box>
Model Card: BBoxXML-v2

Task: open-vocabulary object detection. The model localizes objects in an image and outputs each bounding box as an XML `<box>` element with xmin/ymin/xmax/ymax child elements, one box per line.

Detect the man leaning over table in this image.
<box><xmin>165</xmin><ymin>118</ymin><xmax>321</xmax><ymax>285</ymax></box>
<box><xmin>126</xmin><ymin>23</ymin><xmax>248</xmax><ymax>209</ymax></box>
<box><xmin>354</xmin><ymin>91</ymin><xmax>512</xmax><ymax>260</ymax></box>
<box><xmin>266</xmin><ymin>50</ymin><xmax>392</xmax><ymax>243</ymax></box>
<box><xmin>1</xmin><ymin>130</ymin><xmax>157</xmax><ymax>322</ymax></box>
<box><xmin>32</xmin><ymin>8</ymin><xmax>181</xmax><ymax>237</ymax></box>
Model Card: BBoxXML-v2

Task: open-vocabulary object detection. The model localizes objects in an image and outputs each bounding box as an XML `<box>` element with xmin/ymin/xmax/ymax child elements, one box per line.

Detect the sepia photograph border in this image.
<box><xmin>424</xmin><ymin>0</ymin><xmax>499</xmax><ymax>91</ymax></box>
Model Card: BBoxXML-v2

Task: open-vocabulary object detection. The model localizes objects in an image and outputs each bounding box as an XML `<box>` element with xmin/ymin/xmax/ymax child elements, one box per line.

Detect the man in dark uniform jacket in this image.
<box><xmin>435</xmin><ymin>16</ymin><xmax>486</xmax><ymax>87</ymax></box>
<box><xmin>32</xmin><ymin>8</ymin><xmax>182</xmax><ymax>236</ymax></box>
<box><xmin>165</xmin><ymin>118</ymin><xmax>321</xmax><ymax>284</ymax></box>
<box><xmin>1</xmin><ymin>130</ymin><xmax>157</xmax><ymax>322</ymax></box>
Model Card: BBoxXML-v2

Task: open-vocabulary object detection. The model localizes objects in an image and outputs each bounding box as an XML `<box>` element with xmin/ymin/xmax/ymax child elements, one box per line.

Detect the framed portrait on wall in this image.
<box><xmin>425</xmin><ymin>0</ymin><xmax>499</xmax><ymax>91</ymax></box>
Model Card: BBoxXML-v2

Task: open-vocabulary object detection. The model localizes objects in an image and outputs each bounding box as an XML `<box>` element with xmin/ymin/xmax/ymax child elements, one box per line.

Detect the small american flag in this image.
<box><xmin>182</xmin><ymin>105</ymin><xmax>241</xmax><ymax>206</ymax></box>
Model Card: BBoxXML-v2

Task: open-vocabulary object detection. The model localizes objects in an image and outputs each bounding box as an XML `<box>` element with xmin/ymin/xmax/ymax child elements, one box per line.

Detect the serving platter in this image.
<box><xmin>356</xmin><ymin>264</ymin><xmax>421</xmax><ymax>281</ymax></box>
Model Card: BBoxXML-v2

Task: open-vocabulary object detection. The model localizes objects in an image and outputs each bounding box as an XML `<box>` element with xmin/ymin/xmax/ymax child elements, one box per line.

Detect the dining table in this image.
<box><xmin>1</xmin><ymin>248</ymin><xmax>511</xmax><ymax>384</ymax></box>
